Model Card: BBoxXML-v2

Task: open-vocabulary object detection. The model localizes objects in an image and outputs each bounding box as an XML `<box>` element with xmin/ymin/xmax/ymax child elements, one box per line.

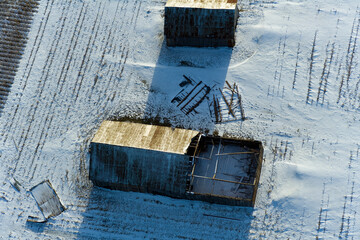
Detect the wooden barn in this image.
<box><xmin>89</xmin><ymin>121</ymin><xmax>263</xmax><ymax>206</ymax></box>
<box><xmin>164</xmin><ymin>0</ymin><xmax>239</xmax><ymax>47</ymax></box>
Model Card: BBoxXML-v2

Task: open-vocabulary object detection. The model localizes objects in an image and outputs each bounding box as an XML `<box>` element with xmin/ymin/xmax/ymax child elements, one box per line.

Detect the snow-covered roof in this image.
<box><xmin>165</xmin><ymin>0</ymin><xmax>237</xmax><ymax>10</ymax></box>
<box><xmin>92</xmin><ymin>121</ymin><xmax>200</xmax><ymax>155</ymax></box>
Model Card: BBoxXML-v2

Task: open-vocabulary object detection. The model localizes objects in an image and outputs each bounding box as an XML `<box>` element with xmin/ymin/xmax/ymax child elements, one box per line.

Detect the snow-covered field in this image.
<box><xmin>0</xmin><ymin>0</ymin><xmax>360</xmax><ymax>239</ymax></box>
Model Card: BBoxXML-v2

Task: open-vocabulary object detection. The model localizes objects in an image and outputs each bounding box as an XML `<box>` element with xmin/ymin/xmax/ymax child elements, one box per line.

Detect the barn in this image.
<box><xmin>90</xmin><ymin>121</ymin><xmax>263</xmax><ymax>206</ymax></box>
<box><xmin>164</xmin><ymin>0</ymin><xmax>239</xmax><ymax>47</ymax></box>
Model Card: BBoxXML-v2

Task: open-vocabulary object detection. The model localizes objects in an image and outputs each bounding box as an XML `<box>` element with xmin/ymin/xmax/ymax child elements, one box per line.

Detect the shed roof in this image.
<box><xmin>92</xmin><ymin>121</ymin><xmax>200</xmax><ymax>155</ymax></box>
<box><xmin>165</xmin><ymin>0</ymin><xmax>237</xmax><ymax>10</ymax></box>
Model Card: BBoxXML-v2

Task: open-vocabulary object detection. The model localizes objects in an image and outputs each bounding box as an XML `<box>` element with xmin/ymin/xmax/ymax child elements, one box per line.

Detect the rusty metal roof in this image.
<box><xmin>165</xmin><ymin>0</ymin><xmax>237</xmax><ymax>10</ymax></box>
<box><xmin>92</xmin><ymin>121</ymin><xmax>200</xmax><ymax>155</ymax></box>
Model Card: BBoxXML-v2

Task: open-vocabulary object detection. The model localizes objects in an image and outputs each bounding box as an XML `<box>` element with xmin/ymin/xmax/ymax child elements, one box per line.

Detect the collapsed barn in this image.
<box><xmin>90</xmin><ymin>121</ymin><xmax>263</xmax><ymax>206</ymax></box>
<box><xmin>164</xmin><ymin>0</ymin><xmax>239</xmax><ymax>47</ymax></box>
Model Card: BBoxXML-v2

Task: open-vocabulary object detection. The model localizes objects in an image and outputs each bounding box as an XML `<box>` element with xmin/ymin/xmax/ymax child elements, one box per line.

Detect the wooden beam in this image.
<box><xmin>189</xmin><ymin>174</ymin><xmax>255</xmax><ymax>186</ymax></box>
<box><xmin>213</xmin><ymin>138</ymin><xmax>222</xmax><ymax>178</ymax></box>
<box><xmin>236</xmin><ymin>85</ymin><xmax>245</xmax><ymax>120</ymax></box>
<box><xmin>225</xmin><ymin>80</ymin><xmax>232</xmax><ymax>89</ymax></box>
<box><xmin>216</xmin><ymin>151</ymin><xmax>255</xmax><ymax>156</ymax></box>
<box><xmin>219</xmin><ymin>88</ymin><xmax>236</xmax><ymax>118</ymax></box>
<box><xmin>203</xmin><ymin>214</ymin><xmax>246</xmax><ymax>221</ymax></box>
<box><xmin>229</xmin><ymin>83</ymin><xmax>236</xmax><ymax>113</ymax></box>
<box><xmin>213</xmin><ymin>94</ymin><xmax>219</xmax><ymax>122</ymax></box>
<box><xmin>216</xmin><ymin>96</ymin><xmax>222</xmax><ymax>122</ymax></box>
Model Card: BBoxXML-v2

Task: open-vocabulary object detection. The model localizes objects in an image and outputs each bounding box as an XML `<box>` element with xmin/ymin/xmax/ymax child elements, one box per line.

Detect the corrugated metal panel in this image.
<box><xmin>92</xmin><ymin>121</ymin><xmax>199</xmax><ymax>155</ymax></box>
<box><xmin>166</xmin><ymin>0</ymin><xmax>237</xmax><ymax>10</ymax></box>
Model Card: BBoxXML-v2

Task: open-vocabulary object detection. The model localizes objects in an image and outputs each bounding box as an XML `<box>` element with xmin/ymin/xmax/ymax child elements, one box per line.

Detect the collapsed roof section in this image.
<box><xmin>186</xmin><ymin>136</ymin><xmax>263</xmax><ymax>206</ymax></box>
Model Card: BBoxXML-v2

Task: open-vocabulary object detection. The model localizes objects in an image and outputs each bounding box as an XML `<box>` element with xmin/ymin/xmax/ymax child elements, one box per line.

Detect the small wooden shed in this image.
<box><xmin>164</xmin><ymin>0</ymin><xmax>239</xmax><ymax>47</ymax></box>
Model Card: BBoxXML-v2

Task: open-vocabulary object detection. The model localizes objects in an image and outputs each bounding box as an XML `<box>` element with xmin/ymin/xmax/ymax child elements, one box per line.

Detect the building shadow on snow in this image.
<box><xmin>25</xmin><ymin>221</ymin><xmax>47</xmax><ymax>233</ymax></box>
<box><xmin>142</xmin><ymin>40</ymin><xmax>233</xmax><ymax>133</ymax></box>
<box><xmin>75</xmin><ymin>186</ymin><xmax>254</xmax><ymax>239</ymax></box>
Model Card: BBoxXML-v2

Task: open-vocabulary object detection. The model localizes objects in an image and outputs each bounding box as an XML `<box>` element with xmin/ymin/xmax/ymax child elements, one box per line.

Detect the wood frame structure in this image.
<box><xmin>186</xmin><ymin>136</ymin><xmax>263</xmax><ymax>206</ymax></box>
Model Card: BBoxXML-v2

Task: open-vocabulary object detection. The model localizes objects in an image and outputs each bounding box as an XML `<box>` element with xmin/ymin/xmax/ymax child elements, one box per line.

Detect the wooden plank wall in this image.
<box><xmin>164</xmin><ymin>6</ymin><xmax>238</xmax><ymax>47</ymax></box>
<box><xmin>90</xmin><ymin>143</ymin><xmax>189</xmax><ymax>198</ymax></box>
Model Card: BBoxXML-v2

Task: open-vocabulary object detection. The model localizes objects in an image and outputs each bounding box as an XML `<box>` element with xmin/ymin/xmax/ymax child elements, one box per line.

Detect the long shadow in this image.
<box><xmin>25</xmin><ymin>221</ymin><xmax>47</xmax><ymax>233</ymax></box>
<box><xmin>74</xmin><ymin>186</ymin><xmax>254</xmax><ymax>239</ymax></box>
<box><xmin>142</xmin><ymin>40</ymin><xmax>234</xmax><ymax>132</ymax></box>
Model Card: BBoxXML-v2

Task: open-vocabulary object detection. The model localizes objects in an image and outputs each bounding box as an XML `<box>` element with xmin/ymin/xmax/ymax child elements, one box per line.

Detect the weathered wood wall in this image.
<box><xmin>90</xmin><ymin>143</ymin><xmax>190</xmax><ymax>198</ymax></box>
<box><xmin>252</xmin><ymin>143</ymin><xmax>264</xmax><ymax>205</ymax></box>
<box><xmin>164</xmin><ymin>6</ymin><xmax>238</xmax><ymax>47</ymax></box>
<box><xmin>187</xmin><ymin>192</ymin><xmax>254</xmax><ymax>207</ymax></box>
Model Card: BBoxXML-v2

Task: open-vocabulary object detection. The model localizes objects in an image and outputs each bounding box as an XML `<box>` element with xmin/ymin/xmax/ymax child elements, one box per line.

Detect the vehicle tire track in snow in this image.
<box><xmin>74</xmin><ymin>0</ymin><xmax>135</xmax><ymax>117</ymax></box>
<box><xmin>35</xmin><ymin>1</ymin><xmax>88</xmax><ymax>132</ymax></box>
<box><xmin>9</xmin><ymin>0</ymin><xmax>72</xmax><ymax>153</ymax></box>
<box><xmin>28</xmin><ymin>3</ymin><xmax>94</xmax><ymax>182</ymax></box>
<box><xmin>19</xmin><ymin>0</ymin><xmax>54</xmax><ymax>92</ymax></box>
<box><xmin>25</xmin><ymin>2</ymin><xmax>88</xmax><ymax>180</ymax></box>
<box><xmin>101</xmin><ymin>1</ymin><xmax>142</xmax><ymax>102</ymax></box>
<box><xmin>87</xmin><ymin>0</ymin><xmax>124</xmax><ymax>96</ymax></box>
<box><xmin>70</xmin><ymin>2</ymin><xmax>105</xmax><ymax>107</ymax></box>
<box><xmin>94</xmin><ymin>1</ymin><xmax>141</xmax><ymax>112</ymax></box>
<box><xmin>3</xmin><ymin>0</ymin><xmax>65</xmax><ymax>148</ymax></box>
<box><xmin>19</xmin><ymin>0</ymin><xmax>139</xmax><ymax>182</ymax></box>
<box><xmin>97</xmin><ymin>1</ymin><xmax>142</xmax><ymax>116</ymax></box>
<box><xmin>12</xmin><ymin>0</ymin><xmax>74</xmax><ymax>177</ymax></box>
<box><xmin>59</xmin><ymin>0</ymin><xmax>130</xmax><ymax>137</ymax></box>
<box><xmin>70</xmin><ymin>2</ymin><xmax>125</xmax><ymax>107</ymax></box>
<box><xmin>71</xmin><ymin>0</ymin><xmax>128</xmax><ymax>111</ymax></box>
<box><xmin>2</xmin><ymin>0</ymin><xmax>55</xmax><ymax>143</ymax></box>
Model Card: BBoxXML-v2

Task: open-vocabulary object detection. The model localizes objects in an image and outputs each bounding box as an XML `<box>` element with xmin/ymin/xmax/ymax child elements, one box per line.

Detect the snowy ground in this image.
<box><xmin>0</xmin><ymin>0</ymin><xmax>360</xmax><ymax>239</ymax></box>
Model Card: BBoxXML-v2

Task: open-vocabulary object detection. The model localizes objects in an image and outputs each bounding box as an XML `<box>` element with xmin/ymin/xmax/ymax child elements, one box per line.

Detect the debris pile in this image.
<box><xmin>29</xmin><ymin>180</ymin><xmax>65</xmax><ymax>221</ymax></box>
<box><xmin>211</xmin><ymin>81</ymin><xmax>245</xmax><ymax>123</ymax></box>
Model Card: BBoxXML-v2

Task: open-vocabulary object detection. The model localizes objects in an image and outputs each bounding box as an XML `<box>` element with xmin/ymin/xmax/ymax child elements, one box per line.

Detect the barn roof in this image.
<box><xmin>165</xmin><ymin>0</ymin><xmax>237</xmax><ymax>10</ymax></box>
<box><xmin>92</xmin><ymin>121</ymin><xmax>200</xmax><ymax>155</ymax></box>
